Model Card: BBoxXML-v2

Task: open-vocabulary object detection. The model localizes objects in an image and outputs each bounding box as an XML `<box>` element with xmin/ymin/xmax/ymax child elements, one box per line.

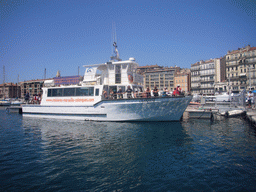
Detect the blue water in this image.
<box><xmin>0</xmin><ymin>110</ymin><xmax>256</xmax><ymax>192</ymax></box>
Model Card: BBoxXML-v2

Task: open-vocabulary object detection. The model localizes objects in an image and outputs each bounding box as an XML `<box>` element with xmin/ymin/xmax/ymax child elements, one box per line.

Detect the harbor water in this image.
<box><xmin>0</xmin><ymin>109</ymin><xmax>256</xmax><ymax>191</ymax></box>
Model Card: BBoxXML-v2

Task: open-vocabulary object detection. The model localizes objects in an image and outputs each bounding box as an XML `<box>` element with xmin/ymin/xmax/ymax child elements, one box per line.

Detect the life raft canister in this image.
<box><xmin>128</xmin><ymin>75</ymin><xmax>133</xmax><ymax>83</ymax></box>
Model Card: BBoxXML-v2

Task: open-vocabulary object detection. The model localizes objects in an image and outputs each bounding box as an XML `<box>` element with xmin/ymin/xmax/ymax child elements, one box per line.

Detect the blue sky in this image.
<box><xmin>1</xmin><ymin>0</ymin><xmax>256</xmax><ymax>83</ymax></box>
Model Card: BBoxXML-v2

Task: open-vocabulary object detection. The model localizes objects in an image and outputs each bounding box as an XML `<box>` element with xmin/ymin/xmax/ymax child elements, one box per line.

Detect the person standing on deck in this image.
<box><xmin>126</xmin><ymin>86</ymin><xmax>133</xmax><ymax>99</ymax></box>
<box><xmin>145</xmin><ymin>87</ymin><xmax>151</xmax><ymax>98</ymax></box>
<box><xmin>117</xmin><ymin>88</ymin><xmax>123</xmax><ymax>99</ymax></box>
<box><xmin>25</xmin><ymin>92</ymin><xmax>30</xmax><ymax>104</ymax></box>
<box><xmin>248</xmin><ymin>91</ymin><xmax>253</xmax><ymax>108</ymax></box>
<box><xmin>153</xmin><ymin>86</ymin><xmax>159</xmax><ymax>97</ymax></box>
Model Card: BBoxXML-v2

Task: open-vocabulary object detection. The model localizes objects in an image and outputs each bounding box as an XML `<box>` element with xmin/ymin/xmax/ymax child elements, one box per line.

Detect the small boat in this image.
<box><xmin>189</xmin><ymin>101</ymin><xmax>200</xmax><ymax>105</ymax></box>
<box><xmin>11</xmin><ymin>100</ymin><xmax>24</xmax><ymax>106</ymax></box>
<box><xmin>220</xmin><ymin>109</ymin><xmax>245</xmax><ymax>117</ymax></box>
<box><xmin>0</xmin><ymin>99</ymin><xmax>11</xmax><ymax>106</ymax></box>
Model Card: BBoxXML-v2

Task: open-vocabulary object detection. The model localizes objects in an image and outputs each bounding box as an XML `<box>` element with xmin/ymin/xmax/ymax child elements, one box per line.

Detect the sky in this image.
<box><xmin>1</xmin><ymin>0</ymin><xmax>256</xmax><ymax>83</ymax></box>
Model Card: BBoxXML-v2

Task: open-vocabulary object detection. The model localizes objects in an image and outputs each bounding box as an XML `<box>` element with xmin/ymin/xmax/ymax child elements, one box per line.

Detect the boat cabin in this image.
<box><xmin>82</xmin><ymin>57</ymin><xmax>144</xmax><ymax>97</ymax></box>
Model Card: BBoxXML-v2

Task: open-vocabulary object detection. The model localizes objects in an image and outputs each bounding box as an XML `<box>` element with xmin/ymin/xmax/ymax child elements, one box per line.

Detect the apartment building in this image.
<box><xmin>144</xmin><ymin>67</ymin><xmax>178</xmax><ymax>92</ymax></box>
<box><xmin>226</xmin><ymin>45</ymin><xmax>256</xmax><ymax>91</ymax></box>
<box><xmin>20</xmin><ymin>79</ymin><xmax>46</xmax><ymax>98</ymax></box>
<box><xmin>191</xmin><ymin>58</ymin><xmax>223</xmax><ymax>95</ymax></box>
<box><xmin>174</xmin><ymin>69</ymin><xmax>191</xmax><ymax>94</ymax></box>
<box><xmin>0</xmin><ymin>83</ymin><xmax>21</xmax><ymax>98</ymax></box>
<box><xmin>137</xmin><ymin>64</ymin><xmax>163</xmax><ymax>75</ymax></box>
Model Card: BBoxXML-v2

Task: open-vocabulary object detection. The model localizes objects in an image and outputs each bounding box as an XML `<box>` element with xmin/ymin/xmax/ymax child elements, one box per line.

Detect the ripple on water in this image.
<box><xmin>0</xmin><ymin>111</ymin><xmax>256</xmax><ymax>191</ymax></box>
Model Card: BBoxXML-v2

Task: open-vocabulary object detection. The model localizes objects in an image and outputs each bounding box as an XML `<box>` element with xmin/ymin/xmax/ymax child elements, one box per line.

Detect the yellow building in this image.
<box><xmin>174</xmin><ymin>70</ymin><xmax>191</xmax><ymax>94</ymax></box>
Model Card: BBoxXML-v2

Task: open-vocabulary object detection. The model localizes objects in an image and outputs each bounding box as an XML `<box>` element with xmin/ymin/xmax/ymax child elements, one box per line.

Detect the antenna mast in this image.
<box><xmin>110</xmin><ymin>22</ymin><xmax>121</xmax><ymax>61</ymax></box>
<box><xmin>3</xmin><ymin>66</ymin><xmax>5</xmax><ymax>99</ymax></box>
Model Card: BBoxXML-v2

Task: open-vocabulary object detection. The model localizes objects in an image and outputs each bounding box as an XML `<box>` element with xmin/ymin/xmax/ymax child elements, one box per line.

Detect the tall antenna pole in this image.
<box><xmin>44</xmin><ymin>68</ymin><xmax>46</xmax><ymax>79</ymax></box>
<box><xmin>3</xmin><ymin>66</ymin><xmax>5</xmax><ymax>99</ymax></box>
<box><xmin>17</xmin><ymin>74</ymin><xmax>19</xmax><ymax>98</ymax></box>
<box><xmin>111</xmin><ymin>22</ymin><xmax>121</xmax><ymax>61</ymax></box>
<box><xmin>78</xmin><ymin>66</ymin><xmax>80</xmax><ymax>76</ymax></box>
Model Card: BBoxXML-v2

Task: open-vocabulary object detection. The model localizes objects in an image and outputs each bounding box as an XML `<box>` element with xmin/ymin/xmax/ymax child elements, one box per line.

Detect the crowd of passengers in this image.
<box><xmin>24</xmin><ymin>92</ymin><xmax>42</xmax><ymax>104</ymax></box>
<box><xmin>103</xmin><ymin>85</ymin><xmax>184</xmax><ymax>100</ymax></box>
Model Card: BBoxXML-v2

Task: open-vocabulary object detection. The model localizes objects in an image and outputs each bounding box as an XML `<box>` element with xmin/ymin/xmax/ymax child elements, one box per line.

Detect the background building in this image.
<box><xmin>0</xmin><ymin>83</ymin><xmax>21</xmax><ymax>99</ymax></box>
<box><xmin>174</xmin><ymin>69</ymin><xmax>191</xmax><ymax>94</ymax></box>
<box><xmin>226</xmin><ymin>45</ymin><xmax>256</xmax><ymax>92</ymax></box>
<box><xmin>191</xmin><ymin>58</ymin><xmax>223</xmax><ymax>95</ymax></box>
<box><xmin>190</xmin><ymin>62</ymin><xmax>201</xmax><ymax>95</ymax></box>
<box><xmin>20</xmin><ymin>79</ymin><xmax>46</xmax><ymax>98</ymax></box>
<box><xmin>137</xmin><ymin>64</ymin><xmax>163</xmax><ymax>75</ymax></box>
<box><xmin>144</xmin><ymin>67</ymin><xmax>179</xmax><ymax>91</ymax></box>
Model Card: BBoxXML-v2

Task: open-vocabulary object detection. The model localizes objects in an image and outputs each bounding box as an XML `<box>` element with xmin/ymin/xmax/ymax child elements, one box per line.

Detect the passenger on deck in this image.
<box><xmin>110</xmin><ymin>89</ymin><xmax>114</xmax><ymax>99</ymax></box>
<box><xmin>153</xmin><ymin>86</ymin><xmax>159</xmax><ymax>97</ymax></box>
<box><xmin>172</xmin><ymin>88</ymin><xmax>180</xmax><ymax>96</ymax></box>
<box><xmin>103</xmin><ymin>90</ymin><xmax>108</xmax><ymax>99</ymax></box>
<box><xmin>248</xmin><ymin>91</ymin><xmax>253</xmax><ymax>108</ymax></box>
<box><xmin>134</xmin><ymin>89</ymin><xmax>139</xmax><ymax>98</ymax></box>
<box><xmin>126</xmin><ymin>86</ymin><xmax>133</xmax><ymax>99</ymax></box>
<box><xmin>145</xmin><ymin>87</ymin><xmax>151</xmax><ymax>98</ymax></box>
<box><xmin>176</xmin><ymin>86</ymin><xmax>181</xmax><ymax>95</ymax></box>
<box><xmin>162</xmin><ymin>87</ymin><xmax>168</xmax><ymax>97</ymax></box>
<box><xmin>25</xmin><ymin>92</ymin><xmax>30</xmax><ymax>104</ymax></box>
<box><xmin>38</xmin><ymin>93</ymin><xmax>41</xmax><ymax>104</ymax></box>
<box><xmin>117</xmin><ymin>88</ymin><xmax>123</xmax><ymax>99</ymax></box>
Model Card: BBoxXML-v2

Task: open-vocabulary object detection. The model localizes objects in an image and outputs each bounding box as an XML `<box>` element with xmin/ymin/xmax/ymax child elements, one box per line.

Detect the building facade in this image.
<box><xmin>20</xmin><ymin>79</ymin><xmax>45</xmax><ymax>98</ymax></box>
<box><xmin>226</xmin><ymin>45</ymin><xmax>256</xmax><ymax>91</ymax></box>
<box><xmin>137</xmin><ymin>64</ymin><xmax>164</xmax><ymax>75</ymax></box>
<box><xmin>0</xmin><ymin>83</ymin><xmax>21</xmax><ymax>99</ymax></box>
<box><xmin>191</xmin><ymin>58</ymin><xmax>223</xmax><ymax>95</ymax></box>
<box><xmin>174</xmin><ymin>69</ymin><xmax>191</xmax><ymax>94</ymax></box>
<box><xmin>144</xmin><ymin>67</ymin><xmax>178</xmax><ymax>92</ymax></box>
<box><xmin>190</xmin><ymin>62</ymin><xmax>200</xmax><ymax>94</ymax></box>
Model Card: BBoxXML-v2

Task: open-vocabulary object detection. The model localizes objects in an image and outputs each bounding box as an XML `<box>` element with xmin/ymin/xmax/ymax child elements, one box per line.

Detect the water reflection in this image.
<box><xmin>1</xmin><ymin>113</ymin><xmax>253</xmax><ymax>191</ymax></box>
<box><xmin>21</xmin><ymin>118</ymin><xmax>193</xmax><ymax>191</ymax></box>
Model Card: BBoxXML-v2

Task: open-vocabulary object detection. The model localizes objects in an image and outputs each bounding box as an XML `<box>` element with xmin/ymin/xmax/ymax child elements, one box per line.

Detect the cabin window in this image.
<box><xmin>64</xmin><ymin>88</ymin><xmax>75</xmax><ymax>96</ymax></box>
<box><xmin>47</xmin><ymin>87</ymin><xmax>94</xmax><ymax>97</ymax></box>
<box><xmin>95</xmin><ymin>88</ymin><xmax>99</xmax><ymax>96</ymax></box>
<box><xmin>115</xmin><ymin>65</ymin><xmax>121</xmax><ymax>84</ymax></box>
<box><xmin>47</xmin><ymin>89</ymin><xmax>52</xmax><ymax>97</ymax></box>
<box><xmin>52</xmin><ymin>89</ymin><xmax>63</xmax><ymax>97</ymax></box>
<box><xmin>89</xmin><ymin>87</ymin><xmax>94</xmax><ymax>96</ymax></box>
<box><xmin>76</xmin><ymin>87</ymin><xmax>94</xmax><ymax>96</ymax></box>
<box><xmin>76</xmin><ymin>88</ymin><xmax>88</xmax><ymax>96</ymax></box>
<box><xmin>122</xmin><ymin>64</ymin><xmax>127</xmax><ymax>69</ymax></box>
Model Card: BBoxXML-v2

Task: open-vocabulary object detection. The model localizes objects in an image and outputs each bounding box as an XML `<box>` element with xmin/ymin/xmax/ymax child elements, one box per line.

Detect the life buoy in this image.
<box><xmin>128</xmin><ymin>75</ymin><xmax>133</xmax><ymax>83</ymax></box>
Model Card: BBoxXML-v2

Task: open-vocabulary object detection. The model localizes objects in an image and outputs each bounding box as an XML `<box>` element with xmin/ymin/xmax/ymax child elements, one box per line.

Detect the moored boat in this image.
<box><xmin>22</xmin><ymin>44</ymin><xmax>192</xmax><ymax>121</ymax></box>
<box><xmin>0</xmin><ymin>99</ymin><xmax>11</xmax><ymax>106</ymax></box>
<box><xmin>11</xmin><ymin>100</ymin><xmax>24</xmax><ymax>106</ymax></box>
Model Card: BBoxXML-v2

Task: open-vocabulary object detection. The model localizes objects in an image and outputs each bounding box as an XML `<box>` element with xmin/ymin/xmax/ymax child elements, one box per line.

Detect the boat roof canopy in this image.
<box><xmin>83</xmin><ymin>58</ymin><xmax>138</xmax><ymax>69</ymax></box>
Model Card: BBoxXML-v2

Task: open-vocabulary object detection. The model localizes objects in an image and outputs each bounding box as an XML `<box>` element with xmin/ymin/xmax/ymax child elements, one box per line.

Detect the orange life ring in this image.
<box><xmin>128</xmin><ymin>75</ymin><xmax>133</xmax><ymax>83</ymax></box>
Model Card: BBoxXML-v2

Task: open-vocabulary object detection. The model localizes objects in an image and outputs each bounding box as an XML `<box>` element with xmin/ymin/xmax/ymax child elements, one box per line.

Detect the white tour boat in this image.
<box><xmin>22</xmin><ymin>45</ymin><xmax>192</xmax><ymax>121</ymax></box>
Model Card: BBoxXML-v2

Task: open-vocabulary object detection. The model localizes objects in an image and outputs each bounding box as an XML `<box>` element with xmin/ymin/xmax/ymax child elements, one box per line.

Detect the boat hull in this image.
<box><xmin>22</xmin><ymin>96</ymin><xmax>192</xmax><ymax>121</ymax></box>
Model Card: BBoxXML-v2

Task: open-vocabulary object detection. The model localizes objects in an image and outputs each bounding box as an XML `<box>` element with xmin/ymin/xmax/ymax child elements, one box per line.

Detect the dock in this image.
<box><xmin>6</xmin><ymin>106</ymin><xmax>22</xmax><ymax>114</ymax></box>
<box><xmin>245</xmin><ymin>109</ymin><xmax>256</xmax><ymax>127</ymax></box>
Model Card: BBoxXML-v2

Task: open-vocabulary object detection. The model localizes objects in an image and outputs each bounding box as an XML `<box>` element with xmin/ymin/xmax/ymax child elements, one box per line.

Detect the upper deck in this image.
<box><xmin>82</xmin><ymin>57</ymin><xmax>143</xmax><ymax>86</ymax></box>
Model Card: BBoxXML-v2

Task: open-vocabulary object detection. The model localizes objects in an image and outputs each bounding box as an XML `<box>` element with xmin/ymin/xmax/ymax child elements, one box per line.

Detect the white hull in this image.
<box><xmin>22</xmin><ymin>96</ymin><xmax>192</xmax><ymax>121</ymax></box>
